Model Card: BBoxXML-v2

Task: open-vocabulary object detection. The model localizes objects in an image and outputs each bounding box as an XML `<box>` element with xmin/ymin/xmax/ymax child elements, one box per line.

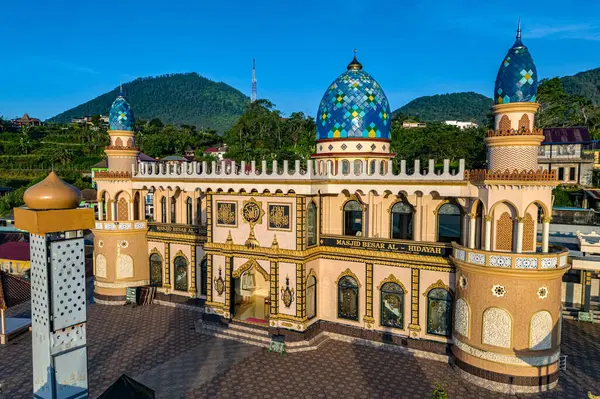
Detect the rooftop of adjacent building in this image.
<box><xmin>542</xmin><ymin>126</ymin><xmax>597</xmax><ymax>145</ymax></box>
<box><xmin>0</xmin><ymin>241</ymin><xmax>30</xmax><ymax>262</ymax></box>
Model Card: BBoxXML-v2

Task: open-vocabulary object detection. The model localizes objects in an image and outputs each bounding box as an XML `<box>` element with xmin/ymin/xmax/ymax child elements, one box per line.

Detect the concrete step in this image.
<box><xmin>195</xmin><ymin>319</ymin><xmax>329</xmax><ymax>352</ymax></box>
<box><xmin>562</xmin><ymin>308</ymin><xmax>600</xmax><ymax>322</ymax></box>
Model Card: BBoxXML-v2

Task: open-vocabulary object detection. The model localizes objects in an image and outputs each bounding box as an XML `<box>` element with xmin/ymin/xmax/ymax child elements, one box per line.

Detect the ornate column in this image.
<box><xmin>364</xmin><ymin>263</ymin><xmax>374</xmax><ymax>328</ymax></box>
<box><xmin>98</xmin><ymin>200</ymin><xmax>104</xmax><ymax>221</ymax></box>
<box><xmin>189</xmin><ymin>245</ymin><xmax>197</xmax><ymax>294</ymax></box>
<box><xmin>516</xmin><ymin>217</ymin><xmax>524</xmax><ymax>253</ymax></box>
<box><xmin>484</xmin><ymin>216</ymin><xmax>492</xmax><ymax>250</ymax></box>
<box><xmin>14</xmin><ymin>172</ymin><xmax>94</xmax><ymax>397</ymax></box>
<box><xmin>206</xmin><ymin>192</ymin><xmax>213</xmax><ymax>243</ymax></box>
<box><xmin>542</xmin><ymin>216</ymin><xmax>551</xmax><ymax>253</ymax></box>
<box><xmin>224</xmin><ymin>256</ymin><xmax>232</xmax><ymax>317</ymax></box>
<box><xmin>206</xmin><ymin>256</ymin><xmax>213</xmax><ymax>302</ymax></box>
<box><xmin>296</xmin><ymin>197</ymin><xmax>305</xmax><ymax>251</ymax></box>
<box><xmin>368</xmin><ymin>191</ymin><xmax>374</xmax><ymax>237</ymax></box>
<box><xmin>296</xmin><ymin>263</ymin><xmax>305</xmax><ymax>319</ymax></box>
<box><xmin>408</xmin><ymin>268</ymin><xmax>421</xmax><ymax>338</ymax></box>
<box><xmin>468</xmin><ymin>213</ymin><xmax>476</xmax><ymax>249</ymax></box>
<box><xmin>164</xmin><ymin>243</ymin><xmax>171</xmax><ymax>288</ymax></box>
<box><xmin>461</xmin><ymin>214</ymin><xmax>469</xmax><ymax>246</ymax></box>
<box><xmin>270</xmin><ymin>261</ymin><xmax>279</xmax><ymax>318</ymax></box>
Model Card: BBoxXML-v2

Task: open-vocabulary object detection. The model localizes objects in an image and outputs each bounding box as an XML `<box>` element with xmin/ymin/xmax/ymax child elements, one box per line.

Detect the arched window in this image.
<box><xmin>338</xmin><ymin>276</ymin><xmax>358</xmax><ymax>320</ymax></box>
<box><xmin>391</xmin><ymin>201</ymin><xmax>413</xmax><ymax>240</ymax></box>
<box><xmin>170</xmin><ymin>196</ymin><xmax>177</xmax><ymax>223</ymax></box>
<box><xmin>133</xmin><ymin>192</ymin><xmax>140</xmax><ymax>220</ymax></box>
<box><xmin>186</xmin><ymin>197</ymin><xmax>193</xmax><ymax>224</ymax></box>
<box><xmin>343</xmin><ymin>200</ymin><xmax>363</xmax><ymax>236</ymax></box>
<box><xmin>196</xmin><ymin>197</ymin><xmax>201</xmax><ymax>224</ymax></box>
<box><xmin>161</xmin><ymin>197</ymin><xmax>167</xmax><ymax>223</ymax></box>
<box><xmin>437</xmin><ymin>203</ymin><xmax>461</xmax><ymax>243</ymax></box>
<box><xmin>370</xmin><ymin>160</ymin><xmax>377</xmax><ymax>175</ymax></box>
<box><xmin>427</xmin><ymin>288</ymin><xmax>452</xmax><ymax>336</ymax></box>
<box><xmin>353</xmin><ymin>160</ymin><xmax>362</xmax><ymax>175</ymax></box>
<box><xmin>307</xmin><ymin>201</ymin><xmax>318</xmax><ymax>247</ymax></box>
<box><xmin>342</xmin><ymin>160</ymin><xmax>350</xmax><ymax>175</ymax></box>
<box><xmin>380</xmin><ymin>282</ymin><xmax>404</xmax><ymax>328</ymax></box>
<box><xmin>380</xmin><ymin>161</ymin><xmax>386</xmax><ymax>175</ymax></box>
<box><xmin>482</xmin><ymin>307</ymin><xmax>511</xmax><ymax>348</ymax></box>
<box><xmin>200</xmin><ymin>258</ymin><xmax>207</xmax><ymax>296</ymax></box>
<box><xmin>149</xmin><ymin>253</ymin><xmax>163</xmax><ymax>287</ymax></box>
<box><xmin>496</xmin><ymin>212</ymin><xmax>514</xmax><ymax>251</ymax></box>
<box><xmin>174</xmin><ymin>256</ymin><xmax>188</xmax><ymax>291</ymax></box>
<box><xmin>307</xmin><ymin>275</ymin><xmax>317</xmax><ymax>319</ymax></box>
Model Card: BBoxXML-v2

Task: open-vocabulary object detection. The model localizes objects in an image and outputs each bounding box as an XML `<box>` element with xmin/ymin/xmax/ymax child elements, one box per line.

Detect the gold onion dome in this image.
<box><xmin>23</xmin><ymin>171</ymin><xmax>81</xmax><ymax>210</ymax></box>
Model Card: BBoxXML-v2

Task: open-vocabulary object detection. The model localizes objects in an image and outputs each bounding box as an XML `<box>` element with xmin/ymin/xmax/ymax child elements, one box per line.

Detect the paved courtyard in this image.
<box><xmin>0</xmin><ymin>304</ymin><xmax>599</xmax><ymax>398</ymax></box>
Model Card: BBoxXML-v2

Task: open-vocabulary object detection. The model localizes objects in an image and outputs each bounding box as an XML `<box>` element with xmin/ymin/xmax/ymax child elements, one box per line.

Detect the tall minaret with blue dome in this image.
<box><xmin>487</xmin><ymin>21</ymin><xmax>543</xmax><ymax>173</ymax></box>
<box><xmin>105</xmin><ymin>85</ymin><xmax>139</xmax><ymax>173</ymax></box>
<box><xmin>312</xmin><ymin>52</ymin><xmax>393</xmax><ymax>171</ymax></box>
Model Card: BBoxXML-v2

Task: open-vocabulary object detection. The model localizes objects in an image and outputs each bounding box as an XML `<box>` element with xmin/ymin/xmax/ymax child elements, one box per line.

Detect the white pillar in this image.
<box><xmin>98</xmin><ymin>201</ymin><xmax>103</xmax><ymax>221</ymax></box>
<box><xmin>111</xmin><ymin>201</ymin><xmax>117</xmax><ymax>221</ymax></box>
<box><xmin>516</xmin><ymin>218</ymin><xmax>524</xmax><ymax>253</ymax></box>
<box><xmin>415</xmin><ymin>195</ymin><xmax>422</xmax><ymax>241</ymax></box>
<box><xmin>129</xmin><ymin>200</ymin><xmax>134</xmax><ymax>221</ymax></box>
<box><xmin>461</xmin><ymin>215</ymin><xmax>469</xmax><ymax>246</ymax></box>
<box><xmin>484</xmin><ymin>216</ymin><xmax>492</xmax><ymax>251</ymax></box>
<box><xmin>1</xmin><ymin>308</ymin><xmax>5</xmax><ymax>336</ymax></box>
<box><xmin>542</xmin><ymin>217</ymin><xmax>551</xmax><ymax>253</ymax></box>
<box><xmin>468</xmin><ymin>214</ymin><xmax>476</xmax><ymax>249</ymax></box>
<box><xmin>368</xmin><ymin>191</ymin><xmax>374</xmax><ymax>237</ymax></box>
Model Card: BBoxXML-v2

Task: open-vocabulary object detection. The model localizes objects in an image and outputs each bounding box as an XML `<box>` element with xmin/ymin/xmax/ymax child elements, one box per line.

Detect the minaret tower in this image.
<box><xmin>105</xmin><ymin>84</ymin><xmax>139</xmax><ymax>173</ymax></box>
<box><xmin>451</xmin><ymin>24</ymin><xmax>568</xmax><ymax>394</ymax></box>
<box><xmin>251</xmin><ymin>59</ymin><xmax>257</xmax><ymax>103</ymax></box>
<box><xmin>93</xmin><ymin>86</ymin><xmax>149</xmax><ymax>304</ymax></box>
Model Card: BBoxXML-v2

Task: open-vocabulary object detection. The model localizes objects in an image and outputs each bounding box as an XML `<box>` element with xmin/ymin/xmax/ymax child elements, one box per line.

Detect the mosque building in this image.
<box><xmin>92</xmin><ymin>27</ymin><xmax>568</xmax><ymax>394</ymax></box>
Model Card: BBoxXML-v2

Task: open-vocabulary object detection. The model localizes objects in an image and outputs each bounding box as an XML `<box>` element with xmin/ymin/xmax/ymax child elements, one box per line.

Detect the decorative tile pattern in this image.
<box><xmin>467</xmin><ymin>252</ymin><xmax>485</xmax><ymax>265</ymax></box>
<box><xmin>483</xmin><ymin>307</ymin><xmax>511</xmax><ymax>348</ymax></box>
<box><xmin>317</xmin><ymin>67</ymin><xmax>391</xmax><ymax>140</ymax></box>
<box><xmin>516</xmin><ymin>257</ymin><xmax>538</xmax><ymax>269</ymax></box>
<box><xmin>494</xmin><ymin>37</ymin><xmax>537</xmax><ymax>104</ymax></box>
<box><xmin>454</xmin><ymin>298</ymin><xmax>469</xmax><ymax>338</ymax></box>
<box><xmin>491</xmin><ymin>284</ymin><xmax>506</xmax><ymax>298</ymax></box>
<box><xmin>489</xmin><ymin>255</ymin><xmax>512</xmax><ymax>268</ymax></box>
<box><xmin>340</xmin><ymin>143</ymin><xmax>347</xmax><ymax>151</ymax></box>
<box><xmin>530</xmin><ymin>311</ymin><xmax>552</xmax><ymax>350</ymax></box>
<box><xmin>454</xmin><ymin>249</ymin><xmax>466</xmax><ymax>261</ymax></box>
<box><xmin>109</xmin><ymin>94</ymin><xmax>134</xmax><ymax>131</ymax></box>
<box><xmin>541</xmin><ymin>257</ymin><xmax>557</xmax><ymax>269</ymax></box>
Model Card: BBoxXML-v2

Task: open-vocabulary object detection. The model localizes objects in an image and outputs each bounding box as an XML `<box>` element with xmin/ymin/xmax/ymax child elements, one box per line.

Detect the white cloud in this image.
<box><xmin>528</xmin><ymin>24</ymin><xmax>600</xmax><ymax>41</ymax></box>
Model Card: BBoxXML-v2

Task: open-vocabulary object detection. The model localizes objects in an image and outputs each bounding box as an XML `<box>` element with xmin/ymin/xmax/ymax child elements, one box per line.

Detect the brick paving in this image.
<box><xmin>0</xmin><ymin>304</ymin><xmax>599</xmax><ymax>398</ymax></box>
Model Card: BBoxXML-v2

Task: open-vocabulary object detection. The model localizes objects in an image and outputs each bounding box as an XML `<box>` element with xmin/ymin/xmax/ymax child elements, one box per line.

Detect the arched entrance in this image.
<box><xmin>231</xmin><ymin>260</ymin><xmax>270</xmax><ymax>324</ymax></box>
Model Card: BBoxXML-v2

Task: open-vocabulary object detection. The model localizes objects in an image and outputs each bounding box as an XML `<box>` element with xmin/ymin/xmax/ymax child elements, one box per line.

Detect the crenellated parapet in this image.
<box><xmin>95</xmin><ymin>171</ymin><xmax>132</xmax><ymax>179</ymax></box>
<box><xmin>134</xmin><ymin>158</ymin><xmax>465</xmax><ymax>182</ymax></box>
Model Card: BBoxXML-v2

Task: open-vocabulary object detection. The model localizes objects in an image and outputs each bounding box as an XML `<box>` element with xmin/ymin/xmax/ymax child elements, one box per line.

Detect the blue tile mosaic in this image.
<box><xmin>109</xmin><ymin>93</ymin><xmax>134</xmax><ymax>131</ymax></box>
<box><xmin>316</xmin><ymin>60</ymin><xmax>391</xmax><ymax>140</ymax></box>
<box><xmin>494</xmin><ymin>35</ymin><xmax>537</xmax><ymax>104</ymax></box>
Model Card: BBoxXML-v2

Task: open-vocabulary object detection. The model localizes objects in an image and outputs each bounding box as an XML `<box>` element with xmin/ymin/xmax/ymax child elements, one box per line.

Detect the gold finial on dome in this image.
<box><xmin>347</xmin><ymin>49</ymin><xmax>363</xmax><ymax>70</ymax></box>
<box><xmin>23</xmin><ymin>171</ymin><xmax>81</xmax><ymax>210</ymax></box>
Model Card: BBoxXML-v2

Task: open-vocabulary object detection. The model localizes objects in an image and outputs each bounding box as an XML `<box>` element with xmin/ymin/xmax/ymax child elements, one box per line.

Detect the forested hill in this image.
<box><xmin>561</xmin><ymin>67</ymin><xmax>600</xmax><ymax>105</ymax></box>
<box><xmin>392</xmin><ymin>92</ymin><xmax>493</xmax><ymax>123</ymax></box>
<box><xmin>48</xmin><ymin>73</ymin><xmax>249</xmax><ymax>133</ymax></box>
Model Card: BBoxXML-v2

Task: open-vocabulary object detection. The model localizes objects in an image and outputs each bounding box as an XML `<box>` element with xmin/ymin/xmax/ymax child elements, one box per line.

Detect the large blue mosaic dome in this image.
<box><xmin>316</xmin><ymin>56</ymin><xmax>391</xmax><ymax>140</ymax></box>
<box><xmin>494</xmin><ymin>27</ymin><xmax>538</xmax><ymax>104</ymax></box>
<box><xmin>109</xmin><ymin>89</ymin><xmax>134</xmax><ymax>131</ymax></box>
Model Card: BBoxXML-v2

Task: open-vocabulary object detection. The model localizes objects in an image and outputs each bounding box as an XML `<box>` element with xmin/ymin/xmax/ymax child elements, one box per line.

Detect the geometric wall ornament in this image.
<box><xmin>522</xmin><ymin>213</ymin><xmax>535</xmax><ymax>251</ymax></box>
<box><xmin>496</xmin><ymin>212</ymin><xmax>514</xmax><ymax>251</ymax></box>
<box><xmin>516</xmin><ymin>257</ymin><xmax>538</xmax><ymax>269</ymax></box>
<box><xmin>116</xmin><ymin>254</ymin><xmax>134</xmax><ymax>279</ymax></box>
<box><xmin>482</xmin><ymin>307</ymin><xmax>512</xmax><ymax>348</ymax></box>
<box><xmin>214</xmin><ymin>267</ymin><xmax>225</xmax><ymax>296</ymax></box>
<box><xmin>454</xmin><ymin>298</ymin><xmax>469</xmax><ymax>338</ymax></box>
<box><xmin>529</xmin><ymin>310</ymin><xmax>552</xmax><ymax>351</ymax></box>
<box><xmin>491</xmin><ymin>284</ymin><xmax>506</xmax><ymax>298</ymax></box>
<box><xmin>467</xmin><ymin>252</ymin><xmax>485</xmax><ymax>265</ymax></box>
<box><xmin>541</xmin><ymin>257</ymin><xmax>557</xmax><ymax>269</ymax></box>
<box><xmin>489</xmin><ymin>255</ymin><xmax>512</xmax><ymax>268</ymax></box>
<box><xmin>119</xmin><ymin>240</ymin><xmax>129</xmax><ymax>248</ymax></box>
<box><xmin>95</xmin><ymin>254</ymin><xmax>107</xmax><ymax>278</ymax></box>
<box><xmin>537</xmin><ymin>286</ymin><xmax>549</xmax><ymax>299</ymax></box>
<box><xmin>280</xmin><ymin>275</ymin><xmax>295</xmax><ymax>307</ymax></box>
<box><xmin>458</xmin><ymin>274</ymin><xmax>468</xmax><ymax>290</ymax></box>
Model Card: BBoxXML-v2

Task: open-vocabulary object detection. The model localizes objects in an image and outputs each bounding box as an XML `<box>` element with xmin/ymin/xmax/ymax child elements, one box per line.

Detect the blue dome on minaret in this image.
<box><xmin>109</xmin><ymin>86</ymin><xmax>134</xmax><ymax>131</ymax></box>
<box><xmin>494</xmin><ymin>23</ymin><xmax>538</xmax><ymax>104</ymax></box>
<box><xmin>316</xmin><ymin>55</ymin><xmax>391</xmax><ymax>140</ymax></box>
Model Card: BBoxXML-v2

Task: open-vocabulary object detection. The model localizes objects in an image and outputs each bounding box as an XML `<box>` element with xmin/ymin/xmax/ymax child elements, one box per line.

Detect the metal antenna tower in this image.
<box><xmin>251</xmin><ymin>58</ymin><xmax>257</xmax><ymax>102</ymax></box>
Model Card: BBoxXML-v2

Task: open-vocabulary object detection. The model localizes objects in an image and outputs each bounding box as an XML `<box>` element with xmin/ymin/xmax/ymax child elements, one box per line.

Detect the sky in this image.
<box><xmin>2</xmin><ymin>0</ymin><xmax>600</xmax><ymax>121</ymax></box>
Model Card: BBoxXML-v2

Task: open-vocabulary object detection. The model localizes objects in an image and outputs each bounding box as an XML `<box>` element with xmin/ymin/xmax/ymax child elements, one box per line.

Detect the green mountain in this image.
<box><xmin>392</xmin><ymin>92</ymin><xmax>493</xmax><ymax>123</ymax></box>
<box><xmin>561</xmin><ymin>67</ymin><xmax>600</xmax><ymax>105</ymax></box>
<box><xmin>48</xmin><ymin>73</ymin><xmax>249</xmax><ymax>133</ymax></box>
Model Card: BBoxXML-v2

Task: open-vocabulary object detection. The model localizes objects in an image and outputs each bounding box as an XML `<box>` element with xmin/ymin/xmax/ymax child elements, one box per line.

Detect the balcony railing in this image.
<box><xmin>94</xmin><ymin>220</ymin><xmax>147</xmax><ymax>231</ymax></box>
<box><xmin>452</xmin><ymin>243</ymin><xmax>568</xmax><ymax>270</ymax></box>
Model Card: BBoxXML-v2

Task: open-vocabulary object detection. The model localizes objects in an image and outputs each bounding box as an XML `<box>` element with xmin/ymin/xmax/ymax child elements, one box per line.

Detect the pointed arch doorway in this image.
<box><xmin>231</xmin><ymin>259</ymin><xmax>270</xmax><ymax>324</ymax></box>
